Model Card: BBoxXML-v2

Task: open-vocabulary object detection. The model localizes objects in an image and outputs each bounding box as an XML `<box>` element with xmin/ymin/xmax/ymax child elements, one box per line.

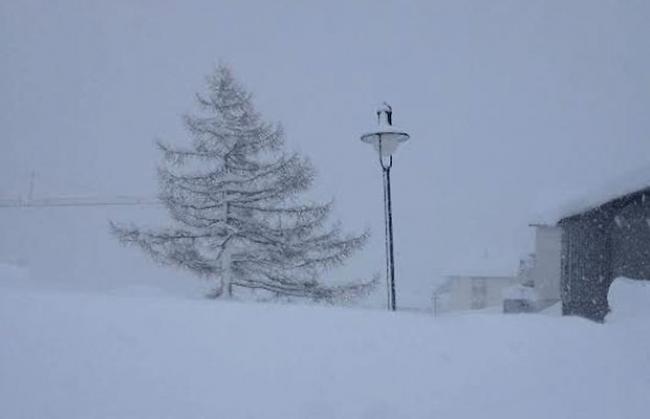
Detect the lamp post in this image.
<box><xmin>360</xmin><ymin>103</ymin><xmax>410</xmax><ymax>311</ymax></box>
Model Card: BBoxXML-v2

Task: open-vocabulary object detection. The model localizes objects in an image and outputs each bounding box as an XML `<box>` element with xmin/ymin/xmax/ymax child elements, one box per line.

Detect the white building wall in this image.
<box><xmin>434</xmin><ymin>276</ymin><xmax>518</xmax><ymax>314</ymax></box>
<box><xmin>530</xmin><ymin>226</ymin><xmax>562</xmax><ymax>302</ymax></box>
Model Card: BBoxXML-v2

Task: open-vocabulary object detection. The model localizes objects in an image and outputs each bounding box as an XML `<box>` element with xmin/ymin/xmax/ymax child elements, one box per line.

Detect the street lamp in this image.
<box><xmin>360</xmin><ymin>103</ymin><xmax>410</xmax><ymax>311</ymax></box>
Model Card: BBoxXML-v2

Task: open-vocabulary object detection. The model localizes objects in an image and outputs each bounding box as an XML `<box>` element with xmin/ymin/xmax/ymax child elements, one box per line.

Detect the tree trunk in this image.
<box><xmin>221</xmin><ymin>245</ymin><xmax>232</xmax><ymax>298</ymax></box>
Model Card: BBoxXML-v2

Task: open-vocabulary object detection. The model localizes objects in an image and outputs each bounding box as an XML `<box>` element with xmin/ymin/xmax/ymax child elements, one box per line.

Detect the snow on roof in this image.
<box><xmin>533</xmin><ymin>165</ymin><xmax>650</xmax><ymax>225</ymax></box>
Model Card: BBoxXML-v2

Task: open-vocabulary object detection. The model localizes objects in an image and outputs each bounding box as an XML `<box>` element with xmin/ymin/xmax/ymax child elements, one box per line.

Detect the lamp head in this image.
<box><xmin>360</xmin><ymin>103</ymin><xmax>409</xmax><ymax>157</ymax></box>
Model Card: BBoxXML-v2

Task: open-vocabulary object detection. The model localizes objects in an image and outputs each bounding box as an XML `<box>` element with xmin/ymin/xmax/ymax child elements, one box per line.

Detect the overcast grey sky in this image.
<box><xmin>2</xmin><ymin>0</ymin><xmax>650</xmax><ymax>307</ymax></box>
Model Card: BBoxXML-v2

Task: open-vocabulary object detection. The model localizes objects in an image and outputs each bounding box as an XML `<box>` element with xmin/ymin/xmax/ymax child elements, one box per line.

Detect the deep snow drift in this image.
<box><xmin>1</xmin><ymin>266</ymin><xmax>648</xmax><ymax>419</ymax></box>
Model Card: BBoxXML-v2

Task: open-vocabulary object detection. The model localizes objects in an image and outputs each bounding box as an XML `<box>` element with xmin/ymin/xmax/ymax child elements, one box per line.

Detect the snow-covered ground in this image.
<box><xmin>1</xmin><ymin>264</ymin><xmax>648</xmax><ymax>419</ymax></box>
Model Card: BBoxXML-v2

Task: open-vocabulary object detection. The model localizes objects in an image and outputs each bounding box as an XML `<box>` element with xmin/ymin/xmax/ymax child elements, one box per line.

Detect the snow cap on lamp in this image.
<box><xmin>360</xmin><ymin>102</ymin><xmax>410</xmax><ymax>158</ymax></box>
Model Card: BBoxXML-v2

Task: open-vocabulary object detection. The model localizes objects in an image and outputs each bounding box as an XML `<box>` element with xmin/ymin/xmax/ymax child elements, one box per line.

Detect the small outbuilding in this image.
<box><xmin>553</xmin><ymin>169</ymin><xmax>650</xmax><ymax>321</ymax></box>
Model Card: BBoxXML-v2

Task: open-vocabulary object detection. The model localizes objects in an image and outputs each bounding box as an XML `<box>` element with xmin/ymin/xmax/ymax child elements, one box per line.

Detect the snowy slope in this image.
<box><xmin>1</xmin><ymin>272</ymin><xmax>648</xmax><ymax>419</ymax></box>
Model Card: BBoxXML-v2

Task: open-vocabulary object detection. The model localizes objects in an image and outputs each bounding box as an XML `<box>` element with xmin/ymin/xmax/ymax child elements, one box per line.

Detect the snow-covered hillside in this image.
<box><xmin>1</xmin><ymin>267</ymin><xmax>648</xmax><ymax>419</ymax></box>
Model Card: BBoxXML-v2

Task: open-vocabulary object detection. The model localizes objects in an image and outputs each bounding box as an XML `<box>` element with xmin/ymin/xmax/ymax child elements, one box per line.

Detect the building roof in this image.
<box><xmin>536</xmin><ymin>165</ymin><xmax>650</xmax><ymax>224</ymax></box>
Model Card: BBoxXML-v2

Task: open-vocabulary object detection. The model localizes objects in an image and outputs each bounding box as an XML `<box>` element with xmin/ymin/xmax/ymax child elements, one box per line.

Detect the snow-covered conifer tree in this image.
<box><xmin>112</xmin><ymin>65</ymin><xmax>373</xmax><ymax>302</ymax></box>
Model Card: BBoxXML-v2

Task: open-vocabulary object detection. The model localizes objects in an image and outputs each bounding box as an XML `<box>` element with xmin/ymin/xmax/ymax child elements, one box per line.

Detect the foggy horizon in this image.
<box><xmin>3</xmin><ymin>0</ymin><xmax>650</xmax><ymax>307</ymax></box>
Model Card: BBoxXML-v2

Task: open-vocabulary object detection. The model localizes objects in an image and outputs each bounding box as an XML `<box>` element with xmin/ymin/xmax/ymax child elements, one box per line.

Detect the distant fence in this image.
<box><xmin>0</xmin><ymin>196</ymin><xmax>162</xmax><ymax>209</ymax></box>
